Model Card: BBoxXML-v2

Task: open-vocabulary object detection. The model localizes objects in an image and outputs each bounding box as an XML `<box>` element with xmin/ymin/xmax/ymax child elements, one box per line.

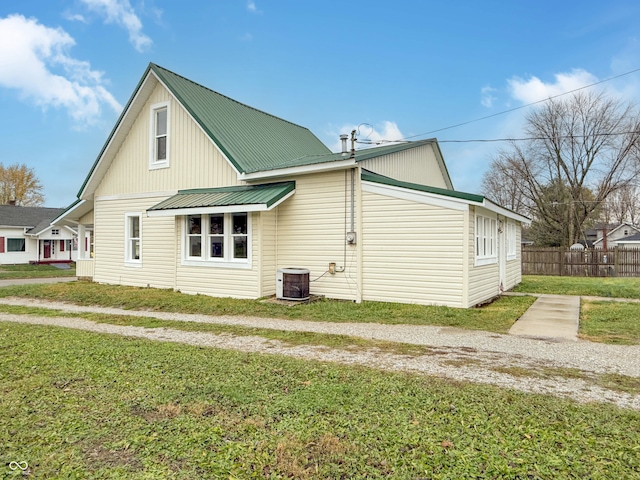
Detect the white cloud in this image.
<box><xmin>247</xmin><ymin>1</ymin><xmax>258</xmax><ymax>13</ymax></box>
<box><xmin>481</xmin><ymin>85</ymin><xmax>497</xmax><ymax>108</ymax></box>
<box><xmin>0</xmin><ymin>14</ymin><xmax>122</xmax><ymax>124</ymax></box>
<box><xmin>327</xmin><ymin>121</ymin><xmax>405</xmax><ymax>152</ymax></box>
<box><xmin>63</xmin><ymin>12</ymin><xmax>88</xmax><ymax>23</ymax></box>
<box><xmin>78</xmin><ymin>0</ymin><xmax>152</xmax><ymax>52</ymax></box>
<box><xmin>508</xmin><ymin>68</ymin><xmax>599</xmax><ymax>104</ymax></box>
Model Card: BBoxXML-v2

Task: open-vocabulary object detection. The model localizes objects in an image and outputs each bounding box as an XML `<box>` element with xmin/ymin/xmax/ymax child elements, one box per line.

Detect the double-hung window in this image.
<box><xmin>125</xmin><ymin>213</ymin><xmax>142</xmax><ymax>265</ymax></box>
<box><xmin>184</xmin><ymin>213</ymin><xmax>250</xmax><ymax>266</ymax></box>
<box><xmin>149</xmin><ymin>101</ymin><xmax>169</xmax><ymax>169</ymax></box>
<box><xmin>475</xmin><ymin>213</ymin><xmax>497</xmax><ymax>266</ymax></box>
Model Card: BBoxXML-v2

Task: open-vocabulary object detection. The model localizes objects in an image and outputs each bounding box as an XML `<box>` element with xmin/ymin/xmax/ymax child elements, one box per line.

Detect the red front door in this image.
<box><xmin>43</xmin><ymin>240</ymin><xmax>51</xmax><ymax>259</ymax></box>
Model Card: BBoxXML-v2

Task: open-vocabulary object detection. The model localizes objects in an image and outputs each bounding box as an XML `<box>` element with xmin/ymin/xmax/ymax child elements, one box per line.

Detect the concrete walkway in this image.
<box><xmin>508</xmin><ymin>294</ymin><xmax>581</xmax><ymax>342</ymax></box>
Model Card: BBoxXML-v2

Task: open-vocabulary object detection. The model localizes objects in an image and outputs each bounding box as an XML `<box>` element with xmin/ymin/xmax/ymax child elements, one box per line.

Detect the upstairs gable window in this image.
<box><xmin>149</xmin><ymin>101</ymin><xmax>170</xmax><ymax>169</ymax></box>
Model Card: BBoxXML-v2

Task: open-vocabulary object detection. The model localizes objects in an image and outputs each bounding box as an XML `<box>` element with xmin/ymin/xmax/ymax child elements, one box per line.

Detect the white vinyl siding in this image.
<box><xmin>96</xmin><ymin>83</ymin><xmax>240</xmax><ymax>198</ymax></box>
<box><xmin>361</xmin><ymin>190</ymin><xmax>466</xmax><ymax>307</ymax></box>
<box><xmin>468</xmin><ymin>207</ymin><xmax>500</xmax><ymax>306</ymax></box>
<box><xmin>93</xmin><ymin>196</ymin><xmax>176</xmax><ymax>289</ymax></box>
<box><xmin>175</xmin><ymin>211</ymin><xmax>260</xmax><ymax>299</ymax></box>
<box><xmin>504</xmin><ymin>223</ymin><xmax>522</xmax><ymax>291</ymax></box>
<box><xmin>275</xmin><ymin>170</ymin><xmax>359</xmax><ymax>302</ymax></box>
<box><xmin>359</xmin><ymin>143</ymin><xmax>450</xmax><ymax>189</ymax></box>
<box><xmin>259</xmin><ymin>209</ymin><xmax>277</xmax><ymax>297</ymax></box>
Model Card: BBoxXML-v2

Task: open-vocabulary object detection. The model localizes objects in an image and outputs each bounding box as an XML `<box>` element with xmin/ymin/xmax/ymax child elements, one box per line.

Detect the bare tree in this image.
<box><xmin>599</xmin><ymin>184</ymin><xmax>640</xmax><ymax>225</ymax></box>
<box><xmin>481</xmin><ymin>156</ymin><xmax>531</xmax><ymax>216</ymax></box>
<box><xmin>0</xmin><ymin>163</ymin><xmax>44</xmax><ymax>206</ymax></box>
<box><xmin>484</xmin><ymin>91</ymin><xmax>640</xmax><ymax>246</ymax></box>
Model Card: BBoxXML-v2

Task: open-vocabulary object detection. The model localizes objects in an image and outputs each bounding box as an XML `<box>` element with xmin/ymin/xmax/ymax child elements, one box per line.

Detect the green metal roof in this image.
<box><xmin>361</xmin><ymin>170</ymin><xmax>484</xmax><ymax>203</ymax></box>
<box><xmin>148</xmin><ymin>181</ymin><xmax>295</xmax><ymax>213</ymax></box>
<box><xmin>150</xmin><ymin>64</ymin><xmax>331</xmax><ymax>174</ymax></box>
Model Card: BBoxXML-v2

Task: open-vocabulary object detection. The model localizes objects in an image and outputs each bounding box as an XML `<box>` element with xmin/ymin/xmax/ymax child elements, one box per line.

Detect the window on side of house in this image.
<box><xmin>7</xmin><ymin>238</ymin><xmax>25</xmax><ymax>252</ymax></box>
<box><xmin>507</xmin><ymin>222</ymin><xmax>517</xmax><ymax>260</ymax></box>
<box><xmin>51</xmin><ymin>229</ymin><xmax>59</xmax><ymax>235</ymax></box>
<box><xmin>149</xmin><ymin>102</ymin><xmax>170</xmax><ymax>169</ymax></box>
<box><xmin>475</xmin><ymin>213</ymin><xmax>497</xmax><ymax>266</ymax></box>
<box><xmin>125</xmin><ymin>213</ymin><xmax>142</xmax><ymax>265</ymax></box>
<box><xmin>184</xmin><ymin>213</ymin><xmax>251</xmax><ymax>266</ymax></box>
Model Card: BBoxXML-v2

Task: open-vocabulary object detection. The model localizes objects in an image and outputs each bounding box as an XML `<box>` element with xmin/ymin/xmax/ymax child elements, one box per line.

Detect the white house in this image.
<box><xmin>55</xmin><ymin>63</ymin><xmax>529</xmax><ymax>308</ymax></box>
<box><xmin>0</xmin><ymin>205</ymin><xmax>82</xmax><ymax>264</ymax></box>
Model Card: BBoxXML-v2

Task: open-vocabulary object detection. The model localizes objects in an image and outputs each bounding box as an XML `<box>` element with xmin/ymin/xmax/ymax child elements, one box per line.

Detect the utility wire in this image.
<box><xmin>358</xmin><ymin>66</ymin><xmax>640</xmax><ymax>145</ymax></box>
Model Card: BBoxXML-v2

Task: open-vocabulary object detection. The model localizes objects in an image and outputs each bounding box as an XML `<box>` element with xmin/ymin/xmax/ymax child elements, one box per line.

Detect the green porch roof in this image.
<box><xmin>361</xmin><ymin>170</ymin><xmax>484</xmax><ymax>203</ymax></box>
<box><xmin>147</xmin><ymin>182</ymin><xmax>295</xmax><ymax>214</ymax></box>
<box><xmin>151</xmin><ymin>64</ymin><xmax>331</xmax><ymax>174</ymax></box>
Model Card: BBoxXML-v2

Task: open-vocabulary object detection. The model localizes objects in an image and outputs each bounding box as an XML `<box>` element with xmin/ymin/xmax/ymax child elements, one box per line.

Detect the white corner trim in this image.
<box><xmin>362</xmin><ymin>181</ymin><xmax>468</xmax><ymax>211</ymax></box>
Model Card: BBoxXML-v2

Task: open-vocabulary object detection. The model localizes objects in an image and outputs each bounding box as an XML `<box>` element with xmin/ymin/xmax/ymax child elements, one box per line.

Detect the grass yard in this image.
<box><xmin>513</xmin><ymin>275</ymin><xmax>640</xmax><ymax>298</ymax></box>
<box><xmin>0</xmin><ymin>263</ymin><xmax>76</xmax><ymax>279</ymax></box>
<box><xmin>0</xmin><ymin>281</ymin><xmax>535</xmax><ymax>334</ymax></box>
<box><xmin>2</xmin><ymin>322</ymin><xmax>639</xmax><ymax>479</ymax></box>
<box><xmin>580</xmin><ymin>300</ymin><xmax>640</xmax><ymax>345</ymax></box>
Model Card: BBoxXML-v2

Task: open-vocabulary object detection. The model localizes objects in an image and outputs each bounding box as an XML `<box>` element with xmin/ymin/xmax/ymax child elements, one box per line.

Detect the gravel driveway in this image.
<box><xmin>1</xmin><ymin>297</ymin><xmax>639</xmax><ymax>410</ymax></box>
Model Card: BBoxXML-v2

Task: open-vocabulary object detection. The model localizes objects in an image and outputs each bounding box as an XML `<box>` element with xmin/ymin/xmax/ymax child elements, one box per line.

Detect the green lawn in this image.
<box><xmin>513</xmin><ymin>275</ymin><xmax>640</xmax><ymax>298</ymax></box>
<box><xmin>0</xmin><ymin>281</ymin><xmax>534</xmax><ymax>334</ymax></box>
<box><xmin>0</xmin><ymin>263</ymin><xmax>76</xmax><ymax>279</ymax></box>
<box><xmin>580</xmin><ymin>300</ymin><xmax>640</xmax><ymax>345</ymax></box>
<box><xmin>2</xmin><ymin>322</ymin><xmax>639</xmax><ymax>479</ymax></box>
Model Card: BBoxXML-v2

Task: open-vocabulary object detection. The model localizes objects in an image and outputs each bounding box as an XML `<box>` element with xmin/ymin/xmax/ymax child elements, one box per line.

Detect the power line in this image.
<box><xmin>437</xmin><ymin>130</ymin><xmax>640</xmax><ymax>144</ymax></box>
<box><xmin>356</xmin><ymin>130</ymin><xmax>640</xmax><ymax>146</ymax></box>
<box><xmin>366</xmin><ymin>66</ymin><xmax>640</xmax><ymax>144</ymax></box>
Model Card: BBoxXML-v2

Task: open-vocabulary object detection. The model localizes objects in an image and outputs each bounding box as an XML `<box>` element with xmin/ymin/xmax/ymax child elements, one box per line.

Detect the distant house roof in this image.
<box><xmin>0</xmin><ymin>205</ymin><xmax>63</xmax><ymax>233</ymax></box>
<box><xmin>618</xmin><ymin>232</ymin><xmax>640</xmax><ymax>243</ymax></box>
<box><xmin>593</xmin><ymin>223</ymin><xmax>640</xmax><ymax>245</ymax></box>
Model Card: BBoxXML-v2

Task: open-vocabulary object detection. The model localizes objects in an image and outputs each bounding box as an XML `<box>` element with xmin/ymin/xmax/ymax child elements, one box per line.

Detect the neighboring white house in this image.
<box><xmin>616</xmin><ymin>232</ymin><xmax>640</xmax><ymax>248</ymax></box>
<box><xmin>55</xmin><ymin>63</ymin><xmax>529</xmax><ymax>308</ymax></box>
<box><xmin>592</xmin><ymin>223</ymin><xmax>640</xmax><ymax>248</ymax></box>
<box><xmin>0</xmin><ymin>205</ymin><xmax>83</xmax><ymax>264</ymax></box>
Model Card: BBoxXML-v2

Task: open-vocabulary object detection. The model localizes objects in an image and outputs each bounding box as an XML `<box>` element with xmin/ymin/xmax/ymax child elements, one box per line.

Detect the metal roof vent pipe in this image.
<box><xmin>340</xmin><ymin>134</ymin><xmax>349</xmax><ymax>156</ymax></box>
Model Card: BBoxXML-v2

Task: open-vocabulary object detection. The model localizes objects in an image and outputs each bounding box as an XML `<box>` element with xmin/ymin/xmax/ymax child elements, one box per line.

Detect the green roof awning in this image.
<box><xmin>147</xmin><ymin>182</ymin><xmax>295</xmax><ymax>217</ymax></box>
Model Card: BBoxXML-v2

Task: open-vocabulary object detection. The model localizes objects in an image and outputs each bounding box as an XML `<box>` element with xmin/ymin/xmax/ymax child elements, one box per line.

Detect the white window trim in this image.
<box><xmin>475</xmin><ymin>213</ymin><xmax>497</xmax><ymax>266</ymax></box>
<box><xmin>181</xmin><ymin>213</ymin><xmax>252</xmax><ymax>269</ymax></box>
<box><xmin>124</xmin><ymin>212</ymin><xmax>142</xmax><ymax>267</ymax></box>
<box><xmin>507</xmin><ymin>222</ymin><xmax>517</xmax><ymax>260</ymax></box>
<box><xmin>149</xmin><ymin>101</ymin><xmax>170</xmax><ymax>170</ymax></box>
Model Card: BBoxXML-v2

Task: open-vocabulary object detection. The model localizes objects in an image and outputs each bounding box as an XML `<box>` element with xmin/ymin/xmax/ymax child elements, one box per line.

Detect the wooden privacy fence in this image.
<box><xmin>522</xmin><ymin>246</ymin><xmax>640</xmax><ymax>277</ymax></box>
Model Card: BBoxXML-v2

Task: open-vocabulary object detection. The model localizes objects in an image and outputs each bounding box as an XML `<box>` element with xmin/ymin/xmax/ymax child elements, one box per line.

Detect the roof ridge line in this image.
<box><xmin>150</xmin><ymin>63</ymin><xmax>314</xmax><ymax>132</ymax></box>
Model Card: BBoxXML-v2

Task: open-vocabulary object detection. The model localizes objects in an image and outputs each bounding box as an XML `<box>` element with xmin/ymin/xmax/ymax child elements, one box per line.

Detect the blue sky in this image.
<box><xmin>2</xmin><ymin>1</ymin><xmax>640</xmax><ymax>207</ymax></box>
